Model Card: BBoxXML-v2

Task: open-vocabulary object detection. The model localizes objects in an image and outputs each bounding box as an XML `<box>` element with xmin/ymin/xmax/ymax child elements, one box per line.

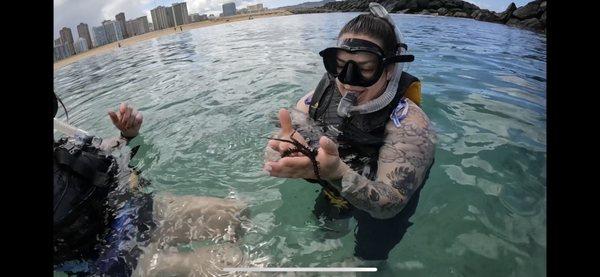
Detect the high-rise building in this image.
<box><xmin>189</xmin><ymin>13</ymin><xmax>208</xmax><ymax>22</ymax></box>
<box><xmin>59</xmin><ymin>27</ymin><xmax>74</xmax><ymax>45</ymax></box>
<box><xmin>102</xmin><ymin>20</ymin><xmax>116</xmax><ymax>43</ymax></box>
<box><xmin>222</xmin><ymin>2</ymin><xmax>236</xmax><ymax>17</ymax></box>
<box><xmin>92</xmin><ymin>25</ymin><xmax>109</xmax><ymax>47</ymax></box>
<box><xmin>148</xmin><ymin>22</ymin><xmax>154</xmax><ymax>32</ymax></box>
<box><xmin>54</xmin><ymin>44</ymin><xmax>69</xmax><ymax>61</ymax></box>
<box><xmin>76</xmin><ymin>23</ymin><xmax>93</xmax><ymax>50</ymax></box>
<box><xmin>151</xmin><ymin>6</ymin><xmax>170</xmax><ymax>30</ymax></box>
<box><xmin>172</xmin><ymin>2</ymin><xmax>189</xmax><ymax>26</ymax></box>
<box><xmin>115</xmin><ymin>12</ymin><xmax>129</xmax><ymax>38</ymax></box>
<box><xmin>74</xmin><ymin>37</ymin><xmax>89</xmax><ymax>54</ymax></box>
<box><xmin>103</xmin><ymin>20</ymin><xmax>123</xmax><ymax>43</ymax></box>
<box><xmin>247</xmin><ymin>3</ymin><xmax>264</xmax><ymax>13</ymax></box>
<box><xmin>137</xmin><ymin>16</ymin><xmax>150</xmax><ymax>34</ymax></box>
<box><xmin>124</xmin><ymin>16</ymin><xmax>150</xmax><ymax>37</ymax></box>
<box><xmin>165</xmin><ymin>6</ymin><xmax>175</xmax><ymax>28</ymax></box>
<box><xmin>59</xmin><ymin>27</ymin><xmax>75</xmax><ymax>55</ymax></box>
<box><xmin>53</xmin><ymin>36</ymin><xmax>71</xmax><ymax>61</ymax></box>
<box><xmin>126</xmin><ymin>20</ymin><xmax>135</xmax><ymax>37</ymax></box>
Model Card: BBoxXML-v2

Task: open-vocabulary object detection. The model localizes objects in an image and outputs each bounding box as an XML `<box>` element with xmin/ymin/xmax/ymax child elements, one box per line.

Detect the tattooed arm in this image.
<box><xmin>333</xmin><ymin>100</ymin><xmax>436</xmax><ymax>219</ymax></box>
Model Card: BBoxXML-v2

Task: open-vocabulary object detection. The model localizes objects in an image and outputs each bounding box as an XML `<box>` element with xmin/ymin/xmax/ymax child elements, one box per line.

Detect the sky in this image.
<box><xmin>54</xmin><ymin>0</ymin><xmax>533</xmax><ymax>39</ymax></box>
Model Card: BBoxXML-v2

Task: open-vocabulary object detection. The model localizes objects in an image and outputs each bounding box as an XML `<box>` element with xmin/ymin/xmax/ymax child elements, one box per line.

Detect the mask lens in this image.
<box><xmin>347</xmin><ymin>51</ymin><xmax>379</xmax><ymax>79</ymax></box>
<box><xmin>322</xmin><ymin>48</ymin><xmax>382</xmax><ymax>83</ymax></box>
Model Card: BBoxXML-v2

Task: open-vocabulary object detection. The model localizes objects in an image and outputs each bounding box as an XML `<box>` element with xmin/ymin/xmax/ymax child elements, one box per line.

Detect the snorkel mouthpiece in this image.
<box><xmin>337</xmin><ymin>91</ymin><xmax>358</xmax><ymax>117</ymax></box>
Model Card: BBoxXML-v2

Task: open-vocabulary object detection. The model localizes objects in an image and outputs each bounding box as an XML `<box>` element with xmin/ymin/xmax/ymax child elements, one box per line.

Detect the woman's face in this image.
<box><xmin>335</xmin><ymin>33</ymin><xmax>394</xmax><ymax>105</ymax></box>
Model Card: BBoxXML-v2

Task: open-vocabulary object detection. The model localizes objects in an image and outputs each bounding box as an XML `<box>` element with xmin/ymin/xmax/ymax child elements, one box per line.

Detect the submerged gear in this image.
<box><xmin>319</xmin><ymin>38</ymin><xmax>414</xmax><ymax>88</ymax></box>
<box><xmin>53</xmin><ymin>137</ymin><xmax>118</xmax><ymax>262</ymax></box>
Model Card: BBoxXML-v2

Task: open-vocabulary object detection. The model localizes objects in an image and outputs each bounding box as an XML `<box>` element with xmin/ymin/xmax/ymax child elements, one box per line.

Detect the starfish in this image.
<box><xmin>268</xmin><ymin>131</ymin><xmax>322</xmax><ymax>180</ymax></box>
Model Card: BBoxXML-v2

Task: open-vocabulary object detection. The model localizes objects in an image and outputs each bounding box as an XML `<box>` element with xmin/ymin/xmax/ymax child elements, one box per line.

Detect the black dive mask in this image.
<box><xmin>319</xmin><ymin>38</ymin><xmax>414</xmax><ymax>87</ymax></box>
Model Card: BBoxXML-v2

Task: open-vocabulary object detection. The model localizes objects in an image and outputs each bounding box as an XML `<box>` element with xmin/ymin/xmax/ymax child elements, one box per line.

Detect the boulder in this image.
<box><xmin>390</xmin><ymin>0</ymin><xmax>410</xmax><ymax>11</ymax></box>
<box><xmin>444</xmin><ymin>0</ymin><xmax>461</xmax><ymax>9</ymax></box>
<box><xmin>474</xmin><ymin>9</ymin><xmax>501</xmax><ymax>23</ymax></box>
<box><xmin>462</xmin><ymin>2</ymin><xmax>479</xmax><ymax>11</ymax></box>
<box><xmin>417</xmin><ymin>0</ymin><xmax>430</xmax><ymax>9</ymax></box>
<box><xmin>428</xmin><ymin>0</ymin><xmax>443</xmax><ymax>10</ymax></box>
<box><xmin>512</xmin><ymin>1</ymin><xmax>542</xmax><ymax>20</ymax></box>
<box><xmin>540</xmin><ymin>11</ymin><xmax>546</xmax><ymax>25</ymax></box>
<box><xmin>437</xmin><ymin>7</ymin><xmax>448</xmax><ymax>16</ymax></box>
<box><xmin>497</xmin><ymin>2</ymin><xmax>517</xmax><ymax>23</ymax></box>
<box><xmin>540</xmin><ymin>1</ymin><xmax>546</xmax><ymax>11</ymax></box>
<box><xmin>453</xmin><ymin>11</ymin><xmax>469</xmax><ymax>18</ymax></box>
<box><xmin>406</xmin><ymin>0</ymin><xmax>419</xmax><ymax>11</ymax></box>
<box><xmin>521</xmin><ymin>17</ymin><xmax>544</xmax><ymax>30</ymax></box>
<box><xmin>506</xmin><ymin>17</ymin><xmax>521</xmax><ymax>27</ymax></box>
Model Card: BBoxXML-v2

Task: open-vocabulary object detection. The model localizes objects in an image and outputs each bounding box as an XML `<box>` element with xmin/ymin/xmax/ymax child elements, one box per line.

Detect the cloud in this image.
<box><xmin>101</xmin><ymin>0</ymin><xmax>148</xmax><ymax>20</ymax></box>
<box><xmin>54</xmin><ymin>0</ymin><xmax>157</xmax><ymax>38</ymax></box>
<box><xmin>54</xmin><ymin>0</ymin><xmax>67</xmax><ymax>8</ymax></box>
<box><xmin>185</xmin><ymin>0</ymin><xmax>260</xmax><ymax>14</ymax></box>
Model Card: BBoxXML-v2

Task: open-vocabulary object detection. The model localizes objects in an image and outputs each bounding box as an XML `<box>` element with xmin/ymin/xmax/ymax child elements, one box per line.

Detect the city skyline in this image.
<box><xmin>54</xmin><ymin>0</ymin><xmax>532</xmax><ymax>38</ymax></box>
<box><xmin>54</xmin><ymin>0</ymin><xmax>288</xmax><ymax>39</ymax></box>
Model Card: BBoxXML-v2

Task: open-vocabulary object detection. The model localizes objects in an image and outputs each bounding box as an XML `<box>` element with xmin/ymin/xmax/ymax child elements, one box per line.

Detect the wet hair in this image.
<box><xmin>338</xmin><ymin>13</ymin><xmax>399</xmax><ymax>57</ymax></box>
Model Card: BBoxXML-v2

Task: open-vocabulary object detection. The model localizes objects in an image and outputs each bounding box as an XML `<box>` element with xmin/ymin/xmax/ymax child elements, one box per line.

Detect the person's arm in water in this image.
<box><xmin>266</xmin><ymin>94</ymin><xmax>435</xmax><ymax>219</ymax></box>
<box><xmin>100</xmin><ymin>103</ymin><xmax>144</xmax><ymax>150</ymax></box>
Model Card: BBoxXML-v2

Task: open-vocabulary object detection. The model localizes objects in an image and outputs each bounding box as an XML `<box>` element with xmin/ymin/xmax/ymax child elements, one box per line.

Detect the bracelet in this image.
<box><xmin>120</xmin><ymin>132</ymin><xmax>136</xmax><ymax>141</ymax></box>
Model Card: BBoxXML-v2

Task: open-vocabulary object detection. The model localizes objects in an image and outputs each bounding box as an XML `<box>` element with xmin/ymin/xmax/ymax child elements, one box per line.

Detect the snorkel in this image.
<box><xmin>337</xmin><ymin>2</ymin><xmax>412</xmax><ymax>117</ymax></box>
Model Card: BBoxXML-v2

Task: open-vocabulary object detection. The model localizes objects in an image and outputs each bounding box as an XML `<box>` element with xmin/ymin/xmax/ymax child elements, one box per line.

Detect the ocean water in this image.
<box><xmin>54</xmin><ymin>13</ymin><xmax>546</xmax><ymax>276</ymax></box>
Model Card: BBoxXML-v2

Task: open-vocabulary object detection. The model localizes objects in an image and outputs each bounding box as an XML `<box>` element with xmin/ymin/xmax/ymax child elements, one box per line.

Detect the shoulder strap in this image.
<box><xmin>308</xmin><ymin>73</ymin><xmax>332</xmax><ymax>120</ymax></box>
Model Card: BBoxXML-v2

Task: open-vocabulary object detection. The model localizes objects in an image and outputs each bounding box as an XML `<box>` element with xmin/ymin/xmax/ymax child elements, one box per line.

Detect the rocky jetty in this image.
<box><xmin>287</xmin><ymin>0</ymin><xmax>546</xmax><ymax>33</ymax></box>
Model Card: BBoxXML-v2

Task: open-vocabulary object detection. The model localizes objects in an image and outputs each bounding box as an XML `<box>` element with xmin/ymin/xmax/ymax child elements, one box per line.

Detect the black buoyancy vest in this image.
<box><xmin>53</xmin><ymin>138</ymin><xmax>118</xmax><ymax>262</ymax></box>
<box><xmin>308</xmin><ymin>71</ymin><xmax>419</xmax><ymax>179</ymax></box>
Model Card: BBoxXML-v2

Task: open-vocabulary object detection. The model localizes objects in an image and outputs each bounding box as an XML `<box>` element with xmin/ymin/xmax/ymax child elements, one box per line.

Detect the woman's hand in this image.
<box><xmin>264</xmin><ymin>109</ymin><xmax>348</xmax><ymax>181</ymax></box>
<box><xmin>108</xmin><ymin>103</ymin><xmax>143</xmax><ymax>139</ymax></box>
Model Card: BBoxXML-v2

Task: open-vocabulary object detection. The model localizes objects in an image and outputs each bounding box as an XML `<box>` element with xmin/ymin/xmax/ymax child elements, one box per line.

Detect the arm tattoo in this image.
<box><xmin>339</xmin><ymin>102</ymin><xmax>435</xmax><ymax>219</ymax></box>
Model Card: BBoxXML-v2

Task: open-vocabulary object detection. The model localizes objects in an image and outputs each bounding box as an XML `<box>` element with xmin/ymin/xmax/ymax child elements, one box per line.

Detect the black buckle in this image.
<box><xmin>60</xmin><ymin>142</ymin><xmax>79</xmax><ymax>155</ymax></box>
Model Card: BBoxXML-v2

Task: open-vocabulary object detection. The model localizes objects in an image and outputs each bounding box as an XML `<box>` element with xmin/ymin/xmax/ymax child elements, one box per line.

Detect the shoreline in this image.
<box><xmin>53</xmin><ymin>10</ymin><xmax>293</xmax><ymax>71</ymax></box>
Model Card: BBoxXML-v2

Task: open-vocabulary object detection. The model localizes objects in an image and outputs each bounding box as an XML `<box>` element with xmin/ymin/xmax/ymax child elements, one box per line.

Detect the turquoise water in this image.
<box><xmin>54</xmin><ymin>13</ymin><xmax>546</xmax><ymax>276</ymax></box>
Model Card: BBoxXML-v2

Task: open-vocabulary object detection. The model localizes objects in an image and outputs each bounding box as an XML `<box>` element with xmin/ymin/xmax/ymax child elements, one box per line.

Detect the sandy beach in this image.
<box><xmin>54</xmin><ymin>10</ymin><xmax>293</xmax><ymax>71</ymax></box>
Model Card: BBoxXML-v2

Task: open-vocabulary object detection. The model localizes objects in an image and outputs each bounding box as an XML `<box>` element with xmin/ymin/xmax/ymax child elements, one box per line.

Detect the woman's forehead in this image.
<box><xmin>338</xmin><ymin>33</ymin><xmax>384</xmax><ymax>49</ymax></box>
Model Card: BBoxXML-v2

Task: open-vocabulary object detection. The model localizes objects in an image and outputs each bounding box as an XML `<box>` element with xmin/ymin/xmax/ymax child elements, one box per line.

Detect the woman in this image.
<box><xmin>264</xmin><ymin>3</ymin><xmax>436</xmax><ymax>261</ymax></box>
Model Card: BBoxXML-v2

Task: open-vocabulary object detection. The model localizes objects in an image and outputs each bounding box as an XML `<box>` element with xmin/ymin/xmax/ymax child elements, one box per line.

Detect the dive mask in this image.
<box><xmin>319</xmin><ymin>38</ymin><xmax>414</xmax><ymax>87</ymax></box>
